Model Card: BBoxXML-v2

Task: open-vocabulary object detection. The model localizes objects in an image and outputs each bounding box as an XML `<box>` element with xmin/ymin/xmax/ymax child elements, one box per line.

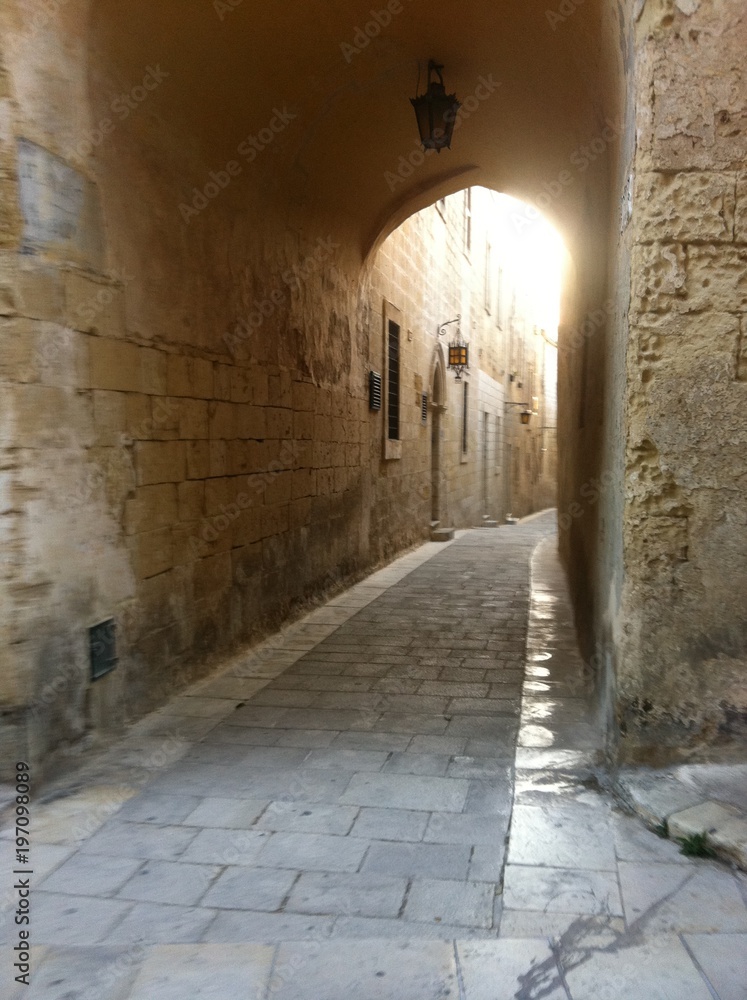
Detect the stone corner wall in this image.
<box><xmin>618</xmin><ymin>0</ymin><xmax>747</xmax><ymax>762</ymax></box>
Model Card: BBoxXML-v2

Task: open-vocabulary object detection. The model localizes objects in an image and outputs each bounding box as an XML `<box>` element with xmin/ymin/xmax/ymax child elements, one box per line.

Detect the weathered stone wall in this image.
<box><xmin>617</xmin><ymin>0</ymin><xmax>747</xmax><ymax>760</ymax></box>
<box><xmin>0</xmin><ymin>0</ymin><xmax>557</xmax><ymax>779</ymax></box>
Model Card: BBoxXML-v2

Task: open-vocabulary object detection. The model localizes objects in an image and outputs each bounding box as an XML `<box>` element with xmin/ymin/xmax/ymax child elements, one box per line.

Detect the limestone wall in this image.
<box><xmin>0</xmin><ymin>0</ymin><xmax>556</xmax><ymax>778</ymax></box>
<box><xmin>617</xmin><ymin>0</ymin><xmax>747</xmax><ymax>760</ymax></box>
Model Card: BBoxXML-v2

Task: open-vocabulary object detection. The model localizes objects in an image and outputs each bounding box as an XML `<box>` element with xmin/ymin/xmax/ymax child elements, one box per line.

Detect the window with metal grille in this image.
<box><xmin>421</xmin><ymin>393</ymin><xmax>428</xmax><ymax>423</ymax></box>
<box><xmin>387</xmin><ymin>320</ymin><xmax>400</xmax><ymax>440</ymax></box>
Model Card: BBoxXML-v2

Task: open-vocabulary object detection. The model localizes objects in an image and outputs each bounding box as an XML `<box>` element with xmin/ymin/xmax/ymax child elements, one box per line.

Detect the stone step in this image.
<box><xmin>430</xmin><ymin>526</ymin><xmax>455</xmax><ymax>542</ymax></box>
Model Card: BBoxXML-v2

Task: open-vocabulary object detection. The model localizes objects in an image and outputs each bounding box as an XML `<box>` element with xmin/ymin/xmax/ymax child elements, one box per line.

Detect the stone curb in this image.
<box><xmin>614</xmin><ymin>769</ymin><xmax>747</xmax><ymax>872</ymax></box>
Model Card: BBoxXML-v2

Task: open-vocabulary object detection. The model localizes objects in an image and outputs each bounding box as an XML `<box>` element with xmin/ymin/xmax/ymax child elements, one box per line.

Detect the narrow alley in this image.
<box><xmin>4</xmin><ymin>515</ymin><xmax>745</xmax><ymax>999</ymax></box>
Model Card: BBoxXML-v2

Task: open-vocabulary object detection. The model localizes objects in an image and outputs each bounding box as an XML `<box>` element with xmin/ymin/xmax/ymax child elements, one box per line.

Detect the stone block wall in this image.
<box><xmin>617</xmin><ymin>0</ymin><xmax>747</xmax><ymax>759</ymax></box>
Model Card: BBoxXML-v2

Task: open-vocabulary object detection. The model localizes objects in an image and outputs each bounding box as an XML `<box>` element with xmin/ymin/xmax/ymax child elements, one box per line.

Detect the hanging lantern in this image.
<box><xmin>411</xmin><ymin>61</ymin><xmax>461</xmax><ymax>152</ymax></box>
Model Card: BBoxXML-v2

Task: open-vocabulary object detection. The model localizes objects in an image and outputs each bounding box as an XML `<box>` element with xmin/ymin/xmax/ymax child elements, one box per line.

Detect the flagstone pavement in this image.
<box><xmin>2</xmin><ymin>511</ymin><xmax>746</xmax><ymax>998</ymax></box>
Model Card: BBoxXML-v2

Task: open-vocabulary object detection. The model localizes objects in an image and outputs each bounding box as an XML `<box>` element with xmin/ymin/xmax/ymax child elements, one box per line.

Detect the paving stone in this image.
<box><xmin>424</xmin><ymin>812</ymin><xmax>508</xmax><ymax>845</ymax></box>
<box><xmin>193</xmin><ymin>677</ymin><xmax>269</xmax><ymax>700</ymax></box>
<box><xmin>612</xmin><ymin>812</ymin><xmax>692</xmax><ymax>864</ymax></box>
<box><xmin>223</xmin><ymin>705</ymin><xmax>289</xmax><ymax>728</ymax></box>
<box><xmin>115</xmin><ymin>793</ymin><xmax>203</xmax><ymax>825</ymax></box>
<box><xmin>615</xmin><ymin>769</ymin><xmax>705</xmax><ymax>827</ymax></box>
<box><xmin>350</xmin><ymin>807</ymin><xmax>429</xmax><ymax>842</ymax></box>
<box><xmin>508</xmin><ymin>804</ymin><xmax>617</xmax><ymax>870</ymax></box>
<box><xmin>499</xmin><ymin>909</ymin><xmax>626</xmax><ymax>939</ymax></box>
<box><xmin>274</xmin><ymin>728</ymin><xmax>341</xmax><ymax>748</ymax></box>
<box><xmin>10</xmin><ymin>945</ymin><xmax>143</xmax><ymax>1000</ymax></box>
<box><xmin>382</xmin><ymin>751</ymin><xmax>450</xmax><ymax>776</ymax></box>
<box><xmin>683</xmin><ymin>933</ymin><xmax>747</xmax><ymax>1000</ymax></box>
<box><xmin>286</xmin><ymin>871</ymin><xmax>408</xmax><ymax>918</ymax></box>
<box><xmin>14</xmin><ymin>842</ymin><xmax>75</xmax><ymax>883</ymax></box>
<box><xmin>235</xmin><ymin>745</ymin><xmax>311</xmax><ymax>769</ymax></box>
<box><xmin>255</xmin><ymin>801</ymin><xmax>358</xmax><ymax>835</ymax></box>
<box><xmin>562</xmin><ymin>934</ymin><xmax>714</xmax><ymax>1000</ymax></box>
<box><xmin>362</xmin><ymin>841</ymin><xmax>471</xmax><ymax>880</ymax></box>
<box><xmin>126</xmin><ymin>943</ymin><xmax>274</xmax><ymax>1000</ymax></box>
<box><xmin>515</xmin><ymin>747</ymin><xmax>599</xmax><ymax>770</ymax></box>
<box><xmin>404</xmin><ymin>878</ymin><xmax>495</xmax><ymax>928</ymax></box>
<box><xmin>80</xmin><ymin>821</ymin><xmax>200</xmax><ymax>860</ymax></box>
<box><xmin>267</xmin><ymin>940</ymin><xmax>458</xmax><ymax>1000</ymax></box>
<box><xmin>257</xmin><ymin>831</ymin><xmax>369</xmax><ymax>872</ymax></box>
<box><xmin>304</xmin><ymin>748</ymin><xmax>389</xmax><ymax>771</ymax></box>
<box><xmin>273</xmin><ymin>708</ymin><xmax>380</xmax><ymax>731</ymax></box>
<box><xmin>513</xmin><ymin>768</ymin><xmax>607</xmax><ymax>810</ymax></box>
<box><xmin>163</xmin><ymin>697</ymin><xmax>240</xmax><ymax>719</ymax></box>
<box><xmin>463</xmin><ymin>778</ymin><xmax>514</xmax><ymax>815</ymax></box>
<box><xmin>38</xmin><ymin>851</ymin><xmax>144</xmax><ymax>896</ymax></box>
<box><xmin>275</xmin><ymin>674</ymin><xmax>375</xmax><ymax>692</ymax></box>
<box><xmin>292</xmin><ymin>660</ymin><xmax>346</xmax><ymax>675</ymax></box>
<box><xmin>218</xmin><ymin>767</ymin><xmax>354</xmax><ymax>803</ymax></box>
<box><xmin>180</xmin><ymin>828</ymin><xmax>270</xmax><ymax>865</ymax></box>
<box><xmin>204</xmin><ymin>725</ymin><xmax>282</xmax><ymax>746</ymax></box>
<box><xmin>503</xmin><ymin>863</ymin><xmax>623</xmax><ymax>916</ymax></box>
<box><xmin>203</xmin><ymin>910</ymin><xmax>335</xmax><ymax>942</ymax></box>
<box><xmin>341</xmin><ymin>772</ymin><xmax>469</xmax><ymax>812</ymax></box>
<box><xmin>117</xmin><ymin>861</ymin><xmax>220</xmax><ymax>906</ymax></box>
<box><xmin>457</xmin><ymin>939</ymin><xmax>566</xmax><ymax>1000</ymax></box>
<box><xmin>469</xmin><ymin>842</ymin><xmax>507</xmax><ymax>881</ymax></box>
<box><xmin>462</xmin><ymin>739</ymin><xmax>515</xmax><ymax>759</ymax></box>
<box><xmin>32</xmin><ymin>892</ymin><xmax>134</xmax><ymax>945</ymax></box>
<box><xmin>101</xmin><ymin>901</ymin><xmax>218</xmax><ymax>944</ymax></box>
<box><xmin>181</xmin><ymin>797</ymin><xmax>269</xmax><ymax>828</ymax></box>
<box><xmin>202</xmin><ymin>865</ymin><xmax>298</xmax><ymax>910</ymax></box>
<box><xmin>446</xmin><ymin>716</ymin><xmax>519</xmax><ymax>740</ymax></box>
<box><xmin>408</xmin><ymin>735</ymin><xmax>467</xmax><ymax>755</ymax></box>
<box><xmin>332</xmin><ymin>731</ymin><xmax>412</xmax><ymax>751</ymax></box>
<box><xmin>249</xmin><ymin>689</ymin><xmax>318</xmax><ymax>708</ymax></box>
<box><xmin>371</xmin><ymin>712</ymin><xmax>449</xmax><ymax>735</ymax></box>
<box><xmin>447</xmin><ymin>756</ymin><xmax>512</xmax><ymax>779</ymax></box>
<box><xmin>618</xmin><ymin>862</ymin><xmax>747</xmax><ymax>933</ymax></box>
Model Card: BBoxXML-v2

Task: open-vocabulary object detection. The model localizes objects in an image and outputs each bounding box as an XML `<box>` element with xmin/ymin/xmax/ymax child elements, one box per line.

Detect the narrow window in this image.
<box><xmin>462</xmin><ymin>381</ymin><xmax>469</xmax><ymax>454</ymax></box>
<box><xmin>387</xmin><ymin>319</ymin><xmax>400</xmax><ymax>440</ymax></box>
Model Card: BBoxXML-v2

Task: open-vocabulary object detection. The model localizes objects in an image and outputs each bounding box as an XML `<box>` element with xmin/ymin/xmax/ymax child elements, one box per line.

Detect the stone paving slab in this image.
<box><xmin>3</xmin><ymin>517</ymin><xmax>747</xmax><ymax>997</ymax></box>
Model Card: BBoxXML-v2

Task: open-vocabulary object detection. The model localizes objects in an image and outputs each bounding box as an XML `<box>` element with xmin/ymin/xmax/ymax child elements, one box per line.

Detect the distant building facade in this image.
<box><xmin>368</xmin><ymin>187</ymin><xmax>558</xmax><ymax>549</ymax></box>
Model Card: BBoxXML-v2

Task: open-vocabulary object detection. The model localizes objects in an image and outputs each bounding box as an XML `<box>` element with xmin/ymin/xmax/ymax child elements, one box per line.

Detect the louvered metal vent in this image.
<box><xmin>369</xmin><ymin>371</ymin><xmax>382</xmax><ymax>411</ymax></box>
<box><xmin>421</xmin><ymin>393</ymin><xmax>429</xmax><ymax>423</ymax></box>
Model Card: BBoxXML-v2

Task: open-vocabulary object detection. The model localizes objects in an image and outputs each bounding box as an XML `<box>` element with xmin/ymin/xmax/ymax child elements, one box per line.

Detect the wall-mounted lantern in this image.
<box><xmin>438</xmin><ymin>314</ymin><xmax>469</xmax><ymax>381</ymax></box>
<box><xmin>505</xmin><ymin>401</ymin><xmax>533</xmax><ymax>425</ymax></box>
<box><xmin>411</xmin><ymin>61</ymin><xmax>461</xmax><ymax>152</ymax></box>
